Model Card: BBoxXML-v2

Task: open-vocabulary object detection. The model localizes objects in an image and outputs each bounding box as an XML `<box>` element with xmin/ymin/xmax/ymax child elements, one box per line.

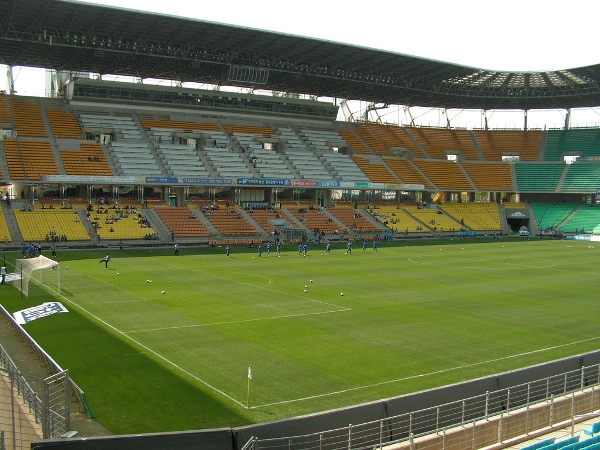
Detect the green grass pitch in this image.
<box><xmin>1</xmin><ymin>237</ymin><xmax>599</xmax><ymax>434</ymax></box>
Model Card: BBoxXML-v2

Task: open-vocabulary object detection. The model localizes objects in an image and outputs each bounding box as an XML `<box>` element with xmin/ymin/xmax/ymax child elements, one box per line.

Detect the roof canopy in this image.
<box><xmin>2</xmin><ymin>0</ymin><xmax>600</xmax><ymax>110</ymax></box>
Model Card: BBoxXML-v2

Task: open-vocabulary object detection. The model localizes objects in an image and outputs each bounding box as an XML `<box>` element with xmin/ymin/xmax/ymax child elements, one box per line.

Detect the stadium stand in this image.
<box><xmin>46</xmin><ymin>109</ymin><xmax>84</xmax><ymax>139</ymax></box>
<box><xmin>545</xmin><ymin>128</ymin><xmax>600</xmax><ymax>161</ymax></box>
<box><xmin>60</xmin><ymin>142</ymin><xmax>113</xmax><ymax>176</ymax></box>
<box><xmin>93</xmin><ymin>209</ymin><xmax>156</xmax><ymax>240</ymax></box>
<box><xmin>328</xmin><ymin>206</ymin><xmax>382</xmax><ymax>233</ymax></box>
<box><xmin>10</xmin><ymin>97</ymin><xmax>47</xmax><ymax>137</ymax></box>
<box><xmin>369</xmin><ymin>204</ymin><xmax>424</xmax><ymax>233</ymax></box>
<box><xmin>462</xmin><ymin>161</ymin><xmax>514</xmax><ymax>191</ymax></box>
<box><xmin>412</xmin><ymin>159</ymin><xmax>473</xmax><ymax>190</ymax></box>
<box><xmin>354</xmin><ymin>124</ymin><xmax>394</xmax><ymax>156</ymax></box>
<box><xmin>0</xmin><ymin>203</ymin><xmax>12</xmax><ymax>242</ymax></box>
<box><xmin>472</xmin><ymin>129</ymin><xmax>542</xmax><ymax>161</ymax></box>
<box><xmin>383</xmin><ymin>157</ymin><xmax>432</xmax><ymax>187</ymax></box>
<box><xmin>14</xmin><ymin>209</ymin><xmax>90</xmax><ymax>242</ymax></box>
<box><xmin>438</xmin><ymin>202</ymin><xmax>502</xmax><ymax>231</ymax></box>
<box><xmin>338</xmin><ymin>128</ymin><xmax>372</xmax><ymax>155</ymax></box>
<box><xmin>515</xmin><ymin>162</ymin><xmax>565</xmax><ymax>191</ymax></box>
<box><xmin>532</xmin><ymin>203</ymin><xmax>578</xmax><ymax>231</ymax></box>
<box><xmin>203</xmin><ymin>208</ymin><xmax>261</xmax><ymax>236</ymax></box>
<box><xmin>559</xmin><ymin>205</ymin><xmax>600</xmax><ymax>234</ymax></box>
<box><xmin>561</xmin><ymin>162</ymin><xmax>600</xmax><ymax>191</ymax></box>
<box><xmin>3</xmin><ymin>139</ymin><xmax>58</xmax><ymax>180</ymax></box>
<box><xmin>154</xmin><ymin>207</ymin><xmax>211</xmax><ymax>238</ymax></box>
<box><xmin>351</xmin><ymin>156</ymin><xmax>399</xmax><ymax>183</ymax></box>
<box><xmin>407</xmin><ymin>126</ymin><xmax>480</xmax><ymax>160</ymax></box>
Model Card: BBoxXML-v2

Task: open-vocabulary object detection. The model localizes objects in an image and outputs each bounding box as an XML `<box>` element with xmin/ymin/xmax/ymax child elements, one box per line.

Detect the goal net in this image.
<box><xmin>12</xmin><ymin>255</ymin><xmax>60</xmax><ymax>297</ymax></box>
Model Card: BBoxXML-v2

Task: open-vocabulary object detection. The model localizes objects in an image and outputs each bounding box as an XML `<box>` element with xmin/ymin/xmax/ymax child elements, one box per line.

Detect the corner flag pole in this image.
<box><xmin>247</xmin><ymin>367</ymin><xmax>252</xmax><ymax>409</ymax></box>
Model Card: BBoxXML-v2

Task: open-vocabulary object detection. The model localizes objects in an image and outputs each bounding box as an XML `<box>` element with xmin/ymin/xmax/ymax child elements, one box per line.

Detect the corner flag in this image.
<box><xmin>247</xmin><ymin>367</ymin><xmax>252</xmax><ymax>409</ymax></box>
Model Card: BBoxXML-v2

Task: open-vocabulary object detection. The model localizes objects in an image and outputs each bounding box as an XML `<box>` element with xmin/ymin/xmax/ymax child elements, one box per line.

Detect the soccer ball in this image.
<box><xmin>65</xmin><ymin>266</ymin><xmax>68</xmax><ymax>270</ymax></box>
<box><xmin>321</xmin><ymin>254</ymin><xmax>323</xmax><ymax>256</ymax></box>
<box><xmin>340</xmin><ymin>292</ymin><xmax>344</xmax><ymax>296</ymax></box>
<box><xmin>117</xmin><ymin>273</ymin><xmax>120</xmax><ymax>276</ymax></box>
<box><xmin>310</xmin><ymin>280</ymin><xmax>313</xmax><ymax>283</ymax></box>
<box><xmin>303</xmin><ymin>289</ymin><xmax>307</xmax><ymax>293</ymax></box>
<box><xmin>278</xmin><ymin>255</ymin><xmax>281</xmax><ymax>258</ymax></box>
<box><xmin>252</xmin><ymin>257</ymin><xmax>255</xmax><ymax>259</ymax></box>
<box><xmin>147</xmin><ymin>279</ymin><xmax>152</xmax><ymax>283</ymax></box>
<box><xmin>305</xmin><ymin>285</ymin><xmax>308</xmax><ymax>288</ymax></box>
<box><xmin>161</xmin><ymin>290</ymin><xmax>165</xmax><ymax>294</ymax></box>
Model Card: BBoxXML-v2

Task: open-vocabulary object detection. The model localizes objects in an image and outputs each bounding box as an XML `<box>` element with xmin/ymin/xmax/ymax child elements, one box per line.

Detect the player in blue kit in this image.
<box><xmin>346</xmin><ymin>241</ymin><xmax>352</xmax><ymax>254</ymax></box>
<box><xmin>258</xmin><ymin>244</ymin><xmax>263</xmax><ymax>257</ymax></box>
<box><xmin>373</xmin><ymin>240</ymin><xmax>378</xmax><ymax>252</ymax></box>
<box><xmin>267</xmin><ymin>243</ymin><xmax>271</xmax><ymax>256</ymax></box>
<box><xmin>277</xmin><ymin>242</ymin><xmax>282</xmax><ymax>255</ymax></box>
<box><xmin>226</xmin><ymin>245</ymin><xmax>231</xmax><ymax>258</ymax></box>
<box><xmin>362</xmin><ymin>241</ymin><xmax>368</xmax><ymax>251</ymax></box>
<box><xmin>303</xmin><ymin>244</ymin><xmax>308</xmax><ymax>256</ymax></box>
<box><xmin>326</xmin><ymin>243</ymin><xmax>331</xmax><ymax>254</ymax></box>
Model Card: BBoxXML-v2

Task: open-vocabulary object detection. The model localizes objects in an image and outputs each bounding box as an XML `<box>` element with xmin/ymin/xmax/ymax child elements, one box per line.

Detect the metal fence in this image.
<box><xmin>250</xmin><ymin>364</ymin><xmax>600</xmax><ymax>450</ymax></box>
<box><xmin>0</xmin><ymin>350</ymin><xmax>71</xmax><ymax>450</ymax></box>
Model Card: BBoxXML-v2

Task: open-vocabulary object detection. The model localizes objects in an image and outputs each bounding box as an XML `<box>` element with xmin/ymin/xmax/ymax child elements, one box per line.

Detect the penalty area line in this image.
<box><xmin>125</xmin><ymin>308</ymin><xmax>351</xmax><ymax>334</ymax></box>
<box><xmin>48</xmin><ymin>290</ymin><xmax>247</xmax><ymax>409</ymax></box>
<box><xmin>254</xmin><ymin>335</ymin><xmax>600</xmax><ymax>410</ymax></box>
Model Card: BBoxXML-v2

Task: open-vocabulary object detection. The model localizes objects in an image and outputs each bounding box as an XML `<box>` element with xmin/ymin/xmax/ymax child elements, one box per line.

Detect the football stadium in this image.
<box><xmin>1</xmin><ymin>1</ymin><xmax>600</xmax><ymax>450</ymax></box>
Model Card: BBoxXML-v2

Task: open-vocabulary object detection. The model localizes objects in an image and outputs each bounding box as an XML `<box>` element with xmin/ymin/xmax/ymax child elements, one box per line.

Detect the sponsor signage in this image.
<box><xmin>237</xmin><ymin>178</ymin><xmax>290</xmax><ymax>186</ymax></box>
<box><xmin>146</xmin><ymin>177</ymin><xmax>179</xmax><ymax>184</ymax></box>
<box><xmin>506</xmin><ymin>209</ymin><xmax>530</xmax><ymax>219</ymax></box>
<box><xmin>13</xmin><ymin>302</ymin><xmax>69</xmax><ymax>325</ymax></box>
<box><xmin>42</xmin><ymin>175</ymin><xmax>141</xmax><ymax>184</ymax></box>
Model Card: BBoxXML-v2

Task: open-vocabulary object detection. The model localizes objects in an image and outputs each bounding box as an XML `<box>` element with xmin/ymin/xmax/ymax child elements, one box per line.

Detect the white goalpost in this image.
<box><xmin>12</xmin><ymin>255</ymin><xmax>61</xmax><ymax>298</ymax></box>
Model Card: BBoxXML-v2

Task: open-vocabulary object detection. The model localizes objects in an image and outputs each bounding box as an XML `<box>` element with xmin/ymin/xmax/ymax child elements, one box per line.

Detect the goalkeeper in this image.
<box><xmin>99</xmin><ymin>252</ymin><xmax>111</xmax><ymax>269</ymax></box>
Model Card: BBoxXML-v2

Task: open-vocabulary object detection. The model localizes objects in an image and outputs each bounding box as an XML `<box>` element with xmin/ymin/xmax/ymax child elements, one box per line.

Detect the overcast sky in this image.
<box><xmin>2</xmin><ymin>0</ymin><xmax>600</xmax><ymax>127</ymax></box>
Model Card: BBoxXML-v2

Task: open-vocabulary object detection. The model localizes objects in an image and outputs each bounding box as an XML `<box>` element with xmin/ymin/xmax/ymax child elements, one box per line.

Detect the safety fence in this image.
<box><xmin>246</xmin><ymin>365</ymin><xmax>600</xmax><ymax>450</ymax></box>
<box><xmin>0</xmin><ymin>305</ymin><xmax>91</xmax><ymax>419</ymax></box>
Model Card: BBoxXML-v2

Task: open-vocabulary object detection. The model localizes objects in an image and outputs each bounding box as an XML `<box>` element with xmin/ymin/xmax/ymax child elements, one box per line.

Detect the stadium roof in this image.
<box><xmin>2</xmin><ymin>0</ymin><xmax>600</xmax><ymax>110</ymax></box>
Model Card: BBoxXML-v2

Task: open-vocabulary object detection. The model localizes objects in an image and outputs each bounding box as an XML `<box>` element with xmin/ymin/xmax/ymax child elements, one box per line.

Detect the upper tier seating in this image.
<box><xmin>515</xmin><ymin>163</ymin><xmax>565</xmax><ymax>191</ymax></box>
<box><xmin>383</xmin><ymin>158</ymin><xmax>433</xmax><ymax>187</ymax></box>
<box><xmin>3</xmin><ymin>139</ymin><xmax>58</xmax><ymax>180</ymax></box>
<box><xmin>561</xmin><ymin>162</ymin><xmax>600</xmax><ymax>192</ymax></box>
<box><xmin>406</xmin><ymin>127</ymin><xmax>479</xmax><ymax>160</ymax></box>
<box><xmin>46</xmin><ymin>109</ymin><xmax>84</xmax><ymax>139</ymax></box>
<box><xmin>10</xmin><ymin>97</ymin><xmax>47</xmax><ymax>137</ymax></box>
<box><xmin>462</xmin><ymin>162</ymin><xmax>514</xmax><ymax>191</ymax></box>
<box><xmin>321</xmin><ymin>152</ymin><xmax>369</xmax><ymax>182</ymax></box>
<box><xmin>60</xmin><ymin>142</ymin><xmax>112</xmax><ymax>176</ymax></box>
<box><xmin>109</xmin><ymin>141</ymin><xmax>162</xmax><ymax>176</ymax></box>
<box><xmin>351</xmin><ymin>156</ymin><xmax>399</xmax><ymax>183</ymax></box>
<box><xmin>146</xmin><ymin>129</ymin><xmax>210</xmax><ymax>178</ymax></box>
<box><xmin>338</xmin><ymin>129</ymin><xmax>372</xmax><ymax>155</ymax></box>
<box><xmin>472</xmin><ymin>130</ymin><xmax>542</xmax><ymax>161</ymax></box>
<box><xmin>412</xmin><ymin>160</ymin><xmax>473</xmax><ymax>190</ymax></box>
<box><xmin>545</xmin><ymin>128</ymin><xmax>600</xmax><ymax>161</ymax></box>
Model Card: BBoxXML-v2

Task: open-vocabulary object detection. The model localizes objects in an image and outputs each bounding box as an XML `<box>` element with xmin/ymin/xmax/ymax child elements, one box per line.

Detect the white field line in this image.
<box><xmin>255</xmin><ymin>335</ymin><xmax>600</xmax><ymax>409</ymax></box>
<box><xmin>34</xmin><ymin>280</ymin><xmax>248</xmax><ymax>409</ymax></box>
<box><xmin>125</xmin><ymin>309</ymin><xmax>350</xmax><ymax>334</ymax></box>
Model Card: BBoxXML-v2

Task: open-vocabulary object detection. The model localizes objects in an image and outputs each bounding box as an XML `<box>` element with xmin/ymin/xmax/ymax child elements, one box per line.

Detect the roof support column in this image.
<box><xmin>524</xmin><ymin>110</ymin><xmax>528</xmax><ymax>131</ymax></box>
<box><xmin>564</xmin><ymin>109</ymin><xmax>571</xmax><ymax>130</ymax></box>
<box><xmin>6</xmin><ymin>66</ymin><xmax>15</xmax><ymax>95</ymax></box>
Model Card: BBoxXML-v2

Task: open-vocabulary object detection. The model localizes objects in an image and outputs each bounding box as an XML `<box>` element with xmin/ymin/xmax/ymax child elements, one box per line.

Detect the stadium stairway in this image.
<box><xmin>3</xmin><ymin>206</ymin><xmax>23</xmax><ymax>244</ymax></box>
<box><xmin>38</xmin><ymin>98</ymin><xmax>67</xmax><ymax>175</ymax></box>
<box><xmin>238</xmin><ymin>208</ymin><xmax>271</xmax><ymax>239</ymax></box>
<box><xmin>0</xmin><ymin>140</ymin><xmax>10</xmax><ymax>177</ymax></box>
<box><xmin>132</xmin><ymin>112</ymin><xmax>169</xmax><ymax>175</ymax></box>
<box><xmin>191</xmin><ymin>208</ymin><xmax>220</xmax><ymax>236</ymax></box>
<box><xmin>140</xmin><ymin>208</ymin><xmax>171</xmax><ymax>241</ymax></box>
<box><xmin>468</xmin><ymin>129</ymin><xmax>487</xmax><ymax>160</ymax></box>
